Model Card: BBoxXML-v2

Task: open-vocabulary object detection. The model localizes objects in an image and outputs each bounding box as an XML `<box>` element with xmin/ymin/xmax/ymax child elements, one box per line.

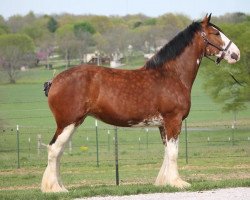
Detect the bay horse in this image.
<box><xmin>41</xmin><ymin>14</ymin><xmax>240</xmax><ymax>192</ymax></box>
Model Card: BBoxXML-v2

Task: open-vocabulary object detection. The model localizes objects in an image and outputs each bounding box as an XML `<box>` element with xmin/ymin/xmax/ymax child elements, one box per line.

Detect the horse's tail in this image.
<box><xmin>43</xmin><ymin>80</ymin><xmax>52</xmax><ymax>97</ymax></box>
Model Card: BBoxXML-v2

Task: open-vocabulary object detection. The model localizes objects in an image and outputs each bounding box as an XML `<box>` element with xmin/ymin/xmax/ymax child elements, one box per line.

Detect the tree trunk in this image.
<box><xmin>7</xmin><ymin>63</ymin><xmax>16</xmax><ymax>84</ymax></box>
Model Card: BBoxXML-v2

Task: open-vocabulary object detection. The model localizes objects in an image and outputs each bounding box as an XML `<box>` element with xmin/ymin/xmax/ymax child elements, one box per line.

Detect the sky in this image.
<box><xmin>0</xmin><ymin>0</ymin><xmax>250</xmax><ymax>20</ymax></box>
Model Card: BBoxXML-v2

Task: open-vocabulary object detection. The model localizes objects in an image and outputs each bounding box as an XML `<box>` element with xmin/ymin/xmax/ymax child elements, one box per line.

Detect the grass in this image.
<box><xmin>0</xmin><ymin>179</ymin><xmax>249</xmax><ymax>200</ymax></box>
<box><xmin>0</xmin><ymin>57</ymin><xmax>249</xmax><ymax>199</ymax></box>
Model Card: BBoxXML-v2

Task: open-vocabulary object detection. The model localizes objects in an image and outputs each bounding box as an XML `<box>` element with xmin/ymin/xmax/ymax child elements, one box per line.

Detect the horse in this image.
<box><xmin>41</xmin><ymin>14</ymin><xmax>240</xmax><ymax>192</ymax></box>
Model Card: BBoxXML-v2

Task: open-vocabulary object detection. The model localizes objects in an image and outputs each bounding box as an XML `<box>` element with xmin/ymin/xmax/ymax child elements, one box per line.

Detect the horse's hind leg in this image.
<box><xmin>41</xmin><ymin>123</ymin><xmax>76</xmax><ymax>193</ymax></box>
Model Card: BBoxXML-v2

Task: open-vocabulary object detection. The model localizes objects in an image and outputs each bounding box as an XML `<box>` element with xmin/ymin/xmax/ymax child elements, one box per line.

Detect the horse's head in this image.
<box><xmin>201</xmin><ymin>14</ymin><xmax>240</xmax><ymax>64</ymax></box>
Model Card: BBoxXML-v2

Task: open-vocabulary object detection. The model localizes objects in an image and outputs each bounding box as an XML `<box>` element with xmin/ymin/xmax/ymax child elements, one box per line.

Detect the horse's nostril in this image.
<box><xmin>231</xmin><ymin>53</ymin><xmax>238</xmax><ymax>61</ymax></box>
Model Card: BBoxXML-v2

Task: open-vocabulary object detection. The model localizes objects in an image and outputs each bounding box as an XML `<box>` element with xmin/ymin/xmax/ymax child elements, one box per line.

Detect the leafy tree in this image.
<box><xmin>73</xmin><ymin>22</ymin><xmax>95</xmax><ymax>37</ymax></box>
<box><xmin>133</xmin><ymin>21</ymin><xmax>143</xmax><ymax>29</ymax></box>
<box><xmin>144</xmin><ymin>18</ymin><xmax>157</xmax><ymax>26</ymax></box>
<box><xmin>89</xmin><ymin>15</ymin><xmax>113</xmax><ymax>34</ymax></box>
<box><xmin>213</xmin><ymin>12</ymin><xmax>248</xmax><ymax>24</ymax></box>
<box><xmin>47</xmin><ymin>17</ymin><xmax>58</xmax><ymax>33</ymax></box>
<box><xmin>22</xmin><ymin>23</ymin><xmax>45</xmax><ymax>43</ymax></box>
<box><xmin>73</xmin><ymin>22</ymin><xmax>96</xmax><ymax>62</ymax></box>
<box><xmin>157</xmin><ymin>13</ymin><xmax>191</xmax><ymax>39</ymax></box>
<box><xmin>0</xmin><ymin>26</ymin><xmax>8</xmax><ymax>35</ymax></box>
<box><xmin>0</xmin><ymin>15</ymin><xmax>9</xmax><ymax>35</ymax></box>
<box><xmin>0</xmin><ymin>34</ymin><xmax>35</xmax><ymax>83</ymax></box>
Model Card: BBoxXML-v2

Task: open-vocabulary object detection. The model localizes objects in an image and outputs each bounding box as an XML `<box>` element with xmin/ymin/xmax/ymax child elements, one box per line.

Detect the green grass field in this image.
<box><xmin>0</xmin><ymin>59</ymin><xmax>249</xmax><ymax>199</ymax></box>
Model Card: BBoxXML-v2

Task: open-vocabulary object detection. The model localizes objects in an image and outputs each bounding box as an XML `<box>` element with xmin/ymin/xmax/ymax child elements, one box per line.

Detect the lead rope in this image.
<box><xmin>229</xmin><ymin>72</ymin><xmax>244</xmax><ymax>86</ymax></box>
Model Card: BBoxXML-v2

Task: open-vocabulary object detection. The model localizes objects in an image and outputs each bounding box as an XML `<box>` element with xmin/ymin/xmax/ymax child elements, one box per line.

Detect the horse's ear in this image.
<box><xmin>202</xmin><ymin>13</ymin><xmax>212</xmax><ymax>25</ymax></box>
<box><xmin>208</xmin><ymin>13</ymin><xmax>212</xmax><ymax>22</ymax></box>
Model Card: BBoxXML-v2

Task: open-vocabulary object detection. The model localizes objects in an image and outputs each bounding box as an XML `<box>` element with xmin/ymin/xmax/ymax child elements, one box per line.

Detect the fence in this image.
<box><xmin>0</xmin><ymin>120</ymin><xmax>249</xmax><ymax>170</ymax></box>
<box><xmin>0</xmin><ymin>119</ymin><xmax>249</xmax><ymax>187</ymax></box>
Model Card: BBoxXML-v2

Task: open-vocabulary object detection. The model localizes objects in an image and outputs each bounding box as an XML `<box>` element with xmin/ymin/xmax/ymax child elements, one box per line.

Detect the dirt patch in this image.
<box><xmin>0</xmin><ymin>184</ymin><xmax>39</xmax><ymax>191</ymax></box>
<box><xmin>0</xmin><ymin>168</ymin><xmax>42</xmax><ymax>176</ymax></box>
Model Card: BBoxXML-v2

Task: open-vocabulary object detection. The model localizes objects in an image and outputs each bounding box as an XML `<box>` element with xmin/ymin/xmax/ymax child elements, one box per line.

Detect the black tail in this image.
<box><xmin>43</xmin><ymin>81</ymin><xmax>52</xmax><ymax>97</ymax></box>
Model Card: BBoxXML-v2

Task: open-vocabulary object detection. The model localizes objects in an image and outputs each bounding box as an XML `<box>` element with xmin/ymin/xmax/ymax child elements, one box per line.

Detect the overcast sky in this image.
<box><xmin>1</xmin><ymin>0</ymin><xmax>249</xmax><ymax>20</ymax></box>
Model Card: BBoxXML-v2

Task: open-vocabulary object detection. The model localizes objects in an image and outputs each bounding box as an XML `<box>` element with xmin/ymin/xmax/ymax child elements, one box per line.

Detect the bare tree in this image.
<box><xmin>0</xmin><ymin>46</ymin><xmax>35</xmax><ymax>83</ymax></box>
<box><xmin>57</xmin><ymin>31</ymin><xmax>78</xmax><ymax>68</ymax></box>
<box><xmin>0</xmin><ymin>34</ymin><xmax>35</xmax><ymax>83</ymax></box>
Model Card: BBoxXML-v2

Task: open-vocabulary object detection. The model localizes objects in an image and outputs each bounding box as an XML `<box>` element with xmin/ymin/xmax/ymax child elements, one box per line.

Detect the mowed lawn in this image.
<box><xmin>0</xmin><ymin>64</ymin><xmax>249</xmax><ymax>199</ymax></box>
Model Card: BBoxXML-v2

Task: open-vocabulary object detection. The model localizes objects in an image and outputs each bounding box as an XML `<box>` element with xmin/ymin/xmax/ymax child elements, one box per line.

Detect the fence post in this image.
<box><xmin>95</xmin><ymin>120</ymin><xmax>99</xmax><ymax>167</ymax></box>
<box><xmin>138</xmin><ymin>137</ymin><xmax>141</xmax><ymax>151</ymax></box>
<box><xmin>184</xmin><ymin>119</ymin><xmax>188</xmax><ymax>164</ymax></box>
<box><xmin>28</xmin><ymin>137</ymin><xmax>31</xmax><ymax>159</ymax></box>
<box><xmin>37</xmin><ymin>134</ymin><xmax>41</xmax><ymax>155</ymax></box>
<box><xmin>69</xmin><ymin>140</ymin><xmax>72</xmax><ymax>154</ymax></box>
<box><xmin>114</xmin><ymin>126</ymin><xmax>119</xmax><ymax>186</ymax></box>
<box><xmin>231</xmin><ymin>111</ymin><xmax>236</xmax><ymax>146</ymax></box>
<box><xmin>16</xmin><ymin>125</ymin><xmax>20</xmax><ymax>169</ymax></box>
<box><xmin>108</xmin><ymin>130</ymin><xmax>110</xmax><ymax>152</ymax></box>
<box><xmin>146</xmin><ymin>128</ymin><xmax>149</xmax><ymax>150</ymax></box>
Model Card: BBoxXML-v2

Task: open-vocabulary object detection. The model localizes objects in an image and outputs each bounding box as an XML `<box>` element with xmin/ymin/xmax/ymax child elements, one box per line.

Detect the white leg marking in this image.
<box><xmin>155</xmin><ymin>138</ymin><xmax>190</xmax><ymax>188</ymax></box>
<box><xmin>41</xmin><ymin>124</ymin><xmax>76</xmax><ymax>193</ymax></box>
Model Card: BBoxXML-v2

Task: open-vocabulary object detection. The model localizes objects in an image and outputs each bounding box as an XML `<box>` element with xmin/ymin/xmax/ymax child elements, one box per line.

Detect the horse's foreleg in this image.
<box><xmin>41</xmin><ymin>123</ymin><xmax>76</xmax><ymax>193</ymax></box>
<box><xmin>155</xmin><ymin>118</ymin><xmax>190</xmax><ymax>189</ymax></box>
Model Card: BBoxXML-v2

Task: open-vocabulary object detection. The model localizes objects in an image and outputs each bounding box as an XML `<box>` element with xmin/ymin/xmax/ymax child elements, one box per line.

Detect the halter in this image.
<box><xmin>201</xmin><ymin>32</ymin><xmax>232</xmax><ymax>65</ymax></box>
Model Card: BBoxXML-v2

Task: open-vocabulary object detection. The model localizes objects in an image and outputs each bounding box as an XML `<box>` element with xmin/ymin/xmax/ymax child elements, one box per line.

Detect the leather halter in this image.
<box><xmin>201</xmin><ymin>31</ymin><xmax>232</xmax><ymax>65</ymax></box>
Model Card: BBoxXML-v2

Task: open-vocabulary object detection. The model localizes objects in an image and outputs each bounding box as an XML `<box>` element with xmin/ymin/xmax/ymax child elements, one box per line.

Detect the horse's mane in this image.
<box><xmin>144</xmin><ymin>21</ymin><xmax>202</xmax><ymax>69</ymax></box>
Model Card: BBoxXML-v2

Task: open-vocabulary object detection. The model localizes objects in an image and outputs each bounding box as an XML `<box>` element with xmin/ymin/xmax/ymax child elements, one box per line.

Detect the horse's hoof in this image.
<box><xmin>170</xmin><ymin>178</ymin><xmax>191</xmax><ymax>189</ymax></box>
<box><xmin>41</xmin><ymin>182</ymin><xmax>68</xmax><ymax>193</ymax></box>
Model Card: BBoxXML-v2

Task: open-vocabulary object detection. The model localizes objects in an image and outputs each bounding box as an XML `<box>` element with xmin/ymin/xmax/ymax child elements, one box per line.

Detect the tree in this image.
<box><xmin>73</xmin><ymin>22</ymin><xmax>95</xmax><ymax>36</ymax></box>
<box><xmin>56</xmin><ymin>24</ymin><xmax>78</xmax><ymax>68</ymax></box>
<box><xmin>0</xmin><ymin>15</ymin><xmax>9</xmax><ymax>35</ymax></box>
<box><xmin>213</xmin><ymin>12</ymin><xmax>248</xmax><ymax>24</ymax></box>
<box><xmin>89</xmin><ymin>15</ymin><xmax>113</xmax><ymax>34</ymax></box>
<box><xmin>22</xmin><ymin>23</ymin><xmax>46</xmax><ymax>44</ymax></box>
<box><xmin>0</xmin><ymin>34</ymin><xmax>35</xmax><ymax>83</ymax></box>
<box><xmin>73</xmin><ymin>22</ymin><xmax>96</xmax><ymax>63</ymax></box>
<box><xmin>96</xmin><ymin>25</ymin><xmax>130</xmax><ymax>56</ymax></box>
<box><xmin>157</xmin><ymin>13</ymin><xmax>191</xmax><ymax>40</ymax></box>
<box><xmin>37</xmin><ymin>32</ymin><xmax>55</xmax><ymax>69</ymax></box>
<box><xmin>7</xmin><ymin>12</ymin><xmax>36</xmax><ymax>33</ymax></box>
<box><xmin>47</xmin><ymin>17</ymin><xmax>58</xmax><ymax>33</ymax></box>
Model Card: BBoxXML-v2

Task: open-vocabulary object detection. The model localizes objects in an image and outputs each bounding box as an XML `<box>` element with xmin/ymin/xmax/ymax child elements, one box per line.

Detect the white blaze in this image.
<box><xmin>216</xmin><ymin>31</ymin><xmax>240</xmax><ymax>63</ymax></box>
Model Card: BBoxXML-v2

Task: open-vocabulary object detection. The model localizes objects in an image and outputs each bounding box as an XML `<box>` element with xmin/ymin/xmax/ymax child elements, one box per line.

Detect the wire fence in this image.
<box><xmin>0</xmin><ymin>121</ymin><xmax>249</xmax><ymax>170</ymax></box>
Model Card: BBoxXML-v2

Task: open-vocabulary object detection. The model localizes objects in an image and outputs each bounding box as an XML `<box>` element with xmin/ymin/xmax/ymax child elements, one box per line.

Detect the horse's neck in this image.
<box><xmin>167</xmin><ymin>38</ymin><xmax>204</xmax><ymax>91</ymax></box>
